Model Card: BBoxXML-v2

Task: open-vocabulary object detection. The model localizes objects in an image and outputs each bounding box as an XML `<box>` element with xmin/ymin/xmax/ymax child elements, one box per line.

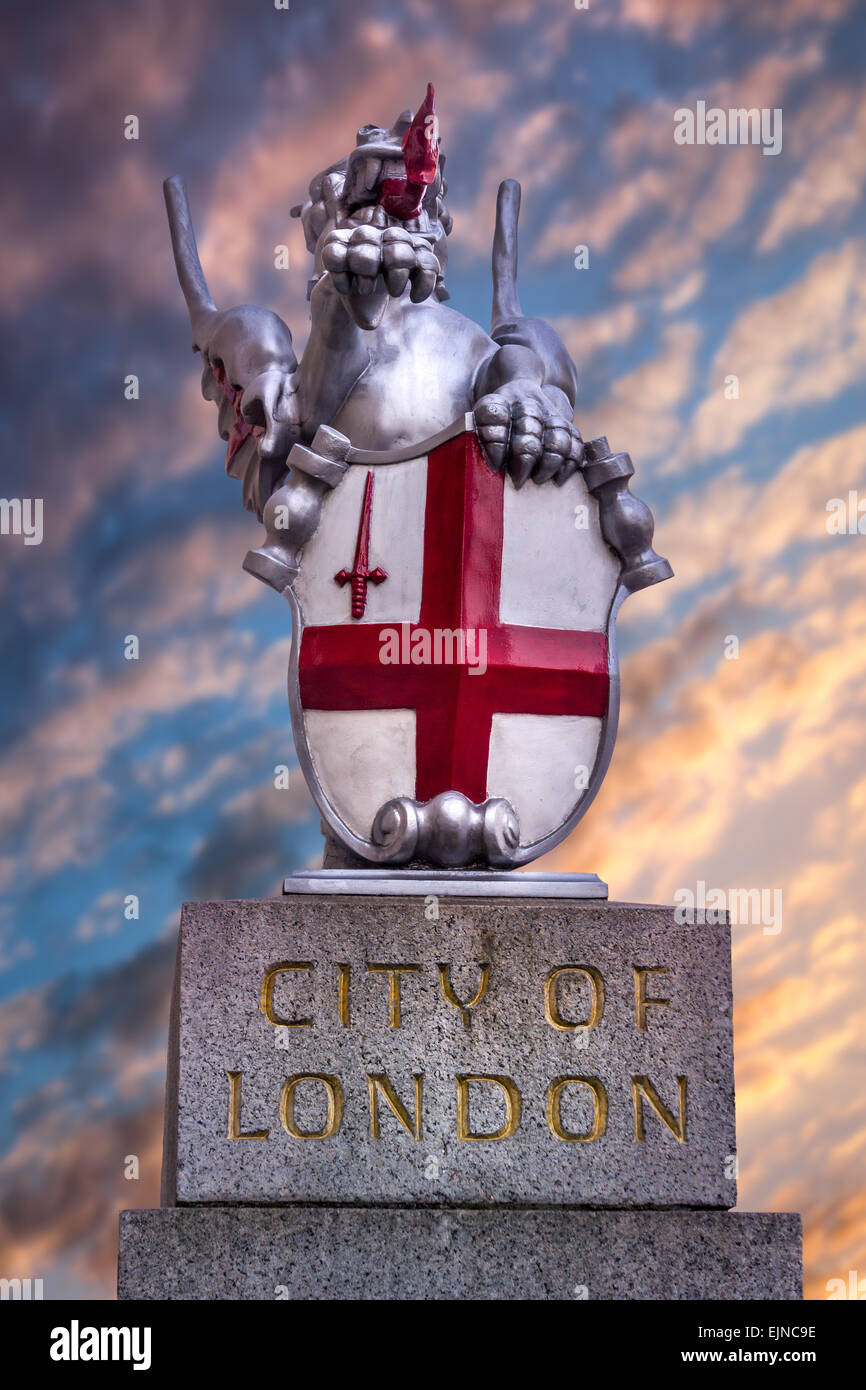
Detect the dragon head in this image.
<box><xmin>292</xmin><ymin>84</ymin><xmax>452</xmax><ymax>303</ymax></box>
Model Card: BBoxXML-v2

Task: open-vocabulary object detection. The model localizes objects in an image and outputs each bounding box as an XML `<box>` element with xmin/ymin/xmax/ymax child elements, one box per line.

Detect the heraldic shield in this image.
<box><xmin>258</xmin><ymin>414</ymin><xmax>668</xmax><ymax>870</ymax></box>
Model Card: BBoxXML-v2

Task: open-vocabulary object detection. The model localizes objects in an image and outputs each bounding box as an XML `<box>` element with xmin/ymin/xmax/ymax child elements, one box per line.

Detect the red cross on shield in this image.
<box><xmin>287</xmin><ymin>425</ymin><xmax>622</xmax><ymax>863</ymax></box>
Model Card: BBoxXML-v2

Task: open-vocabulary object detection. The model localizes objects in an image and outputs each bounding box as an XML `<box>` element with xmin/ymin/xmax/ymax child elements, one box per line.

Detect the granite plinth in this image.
<box><xmin>163</xmin><ymin>896</ymin><xmax>737</xmax><ymax>1208</ymax></box>
<box><xmin>118</xmin><ymin>1207</ymin><xmax>802</xmax><ymax>1301</ymax></box>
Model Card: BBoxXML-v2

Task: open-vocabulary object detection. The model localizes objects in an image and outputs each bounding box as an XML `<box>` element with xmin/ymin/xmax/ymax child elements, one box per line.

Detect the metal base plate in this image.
<box><xmin>282</xmin><ymin>869</ymin><xmax>608</xmax><ymax>899</ymax></box>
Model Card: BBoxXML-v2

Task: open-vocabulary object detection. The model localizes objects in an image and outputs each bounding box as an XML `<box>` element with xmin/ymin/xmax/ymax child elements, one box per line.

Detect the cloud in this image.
<box><xmin>758</xmin><ymin>83</ymin><xmax>866</xmax><ymax>252</ymax></box>
<box><xmin>0</xmin><ymin>1098</ymin><xmax>164</xmax><ymax>1295</ymax></box>
<box><xmin>652</xmin><ymin>420</ymin><xmax>866</xmax><ymax>597</ymax></box>
<box><xmin>0</xmin><ymin>1</ymin><xmax>210</xmax><ymax>313</ymax></box>
<box><xmin>0</xmin><ymin>932</ymin><xmax>174</xmax><ymax>1294</ymax></box>
<box><xmin>551</xmin><ymin>303</ymin><xmax>643</xmax><ymax>361</ymax></box>
<box><xmin>0</xmin><ymin>630</ymin><xmax>291</xmax><ymax>881</ymax></box>
<box><xmin>579</xmin><ymin>321</ymin><xmax>701</xmax><ymax>464</ymax></box>
<box><xmin>683</xmin><ymin>240</ymin><xmax>866</xmax><ymax>465</ymax></box>
<box><xmin>74</xmin><ymin>891</ymin><xmax>128</xmax><ymax>944</ymax></box>
<box><xmin>611</xmin><ymin>0</ymin><xmax>853</xmax><ymax>45</ymax></box>
<box><xmin>0</xmin><ymin>936</ymin><xmax>175</xmax><ymax>1070</ymax></box>
<box><xmin>183</xmin><ymin>778</ymin><xmax>314</xmax><ymax>899</ymax></box>
<box><xmin>445</xmin><ymin>101</ymin><xmax>581</xmax><ymax>260</ymax></box>
<box><xmin>98</xmin><ymin>515</ymin><xmax>262</xmax><ymax>630</ymax></box>
<box><xmin>534</xmin><ymin>42</ymin><xmax>824</xmax><ymax>285</ymax></box>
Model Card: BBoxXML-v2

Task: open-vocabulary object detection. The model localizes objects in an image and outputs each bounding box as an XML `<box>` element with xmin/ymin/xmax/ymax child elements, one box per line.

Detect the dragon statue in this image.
<box><xmin>163</xmin><ymin>85</ymin><xmax>671</xmax><ymax>871</ymax></box>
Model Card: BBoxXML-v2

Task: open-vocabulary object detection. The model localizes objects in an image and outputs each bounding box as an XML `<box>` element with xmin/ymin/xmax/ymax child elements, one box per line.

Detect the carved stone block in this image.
<box><xmin>161</xmin><ymin>895</ymin><xmax>737</xmax><ymax>1208</ymax></box>
<box><xmin>118</xmin><ymin>1208</ymin><xmax>802</xmax><ymax>1301</ymax></box>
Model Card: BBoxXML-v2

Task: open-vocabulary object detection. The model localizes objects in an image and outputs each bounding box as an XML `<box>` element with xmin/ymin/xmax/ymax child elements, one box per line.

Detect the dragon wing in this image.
<box><xmin>164</xmin><ymin>175</ymin><xmax>300</xmax><ymax>520</ymax></box>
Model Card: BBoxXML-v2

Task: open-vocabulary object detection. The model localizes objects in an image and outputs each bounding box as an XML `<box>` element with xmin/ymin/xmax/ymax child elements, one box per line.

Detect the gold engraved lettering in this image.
<box><xmin>544</xmin><ymin>965</ymin><xmax>605</xmax><ymax>1030</ymax></box>
<box><xmin>280</xmin><ymin>1072</ymin><xmax>343</xmax><ymax>1140</ymax></box>
<box><xmin>226</xmin><ymin>1070</ymin><xmax>269</xmax><ymax>1141</ymax></box>
<box><xmin>634</xmin><ymin>966</ymin><xmax>669</xmax><ymax>1032</ymax></box>
<box><xmin>337</xmin><ymin>963</ymin><xmax>350</xmax><ymax>1027</ymax></box>
<box><xmin>366</xmin><ymin>963</ymin><xmax>422</xmax><ymax>1028</ymax></box>
<box><xmin>546</xmin><ymin>1076</ymin><xmax>608</xmax><ymax>1142</ymax></box>
<box><xmin>260</xmin><ymin>961</ymin><xmax>314</xmax><ymax>1027</ymax></box>
<box><xmin>455</xmin><ymin>1074</ymin><xmax>521</xmax><ymax>1141</ymax></box>
<box><xmin>367</xmin><ymin>1072</ymin><xmax>423</xmax><ymax>1140</ymax></box>
<box><xmin>632</xmin><ymin>1075</ymin><xmax>687</xmax><ymax>1143</ymax></box>
<box><xmin>437</xmin><ymin>962</ymin><xmax>490</xmax><ymax>1024</ymax></box>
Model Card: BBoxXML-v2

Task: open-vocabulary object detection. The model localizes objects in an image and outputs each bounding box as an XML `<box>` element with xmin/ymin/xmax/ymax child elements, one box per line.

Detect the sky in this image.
<box><xmin>1</xmin><ymin>0</ymin><xmax>865</xmax><ymax>1300</ymax></box>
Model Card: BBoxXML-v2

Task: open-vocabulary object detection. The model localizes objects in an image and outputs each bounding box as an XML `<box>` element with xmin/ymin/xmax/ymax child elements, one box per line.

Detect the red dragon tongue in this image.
<box><xmin>402</xmin><ymin>83</ymin><xmax>438</xmax><ymax>185</ymax></box>
<box><xmin>379</xmin><ymin>84</ymin><xmax>439</xmax><ymax>221</ymax></box>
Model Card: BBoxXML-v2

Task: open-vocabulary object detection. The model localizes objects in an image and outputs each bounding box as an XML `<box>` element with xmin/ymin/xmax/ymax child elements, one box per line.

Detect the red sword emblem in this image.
<box><xmin>334</xmin><ymin>470</ymin><xmax>388</xmax><ymax>619</ymax></box>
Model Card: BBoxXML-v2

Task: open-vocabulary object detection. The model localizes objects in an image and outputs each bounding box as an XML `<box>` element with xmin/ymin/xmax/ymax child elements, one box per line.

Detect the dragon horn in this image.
<box><xmin>491</xmin><ymin>178</ymin><xmax>523</xmax><ymax>333</ymax></box>
<box><xmin>163</xmin><ymin>175</ymin><xmax>217</xmax><ymax>349</ymax></box>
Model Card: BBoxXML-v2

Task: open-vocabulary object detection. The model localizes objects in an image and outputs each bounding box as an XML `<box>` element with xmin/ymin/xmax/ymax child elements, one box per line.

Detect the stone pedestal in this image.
<box><xmin>118</xmin><ymin>1208</ymin><xmax>801</xmax><ymax>1301</ymax></box>
<box><xmin>119</xmin><ymin>891</ymin><xmax>801</xmax><ymax>1300</ymax></box>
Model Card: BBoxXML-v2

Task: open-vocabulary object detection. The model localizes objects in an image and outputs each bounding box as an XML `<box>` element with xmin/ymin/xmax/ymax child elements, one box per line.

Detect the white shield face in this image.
<box><xmin>288</xmin><ymin>424</ymin><xmax>622</xmax><ymax>863</ymax></box>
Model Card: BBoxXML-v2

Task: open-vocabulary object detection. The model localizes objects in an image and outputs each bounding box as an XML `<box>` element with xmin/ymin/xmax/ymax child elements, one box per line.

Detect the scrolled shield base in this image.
<box><xmin>370</xmin><ymin>790</ymin><xmax>520</xmax><ymax>868</ymax></box>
